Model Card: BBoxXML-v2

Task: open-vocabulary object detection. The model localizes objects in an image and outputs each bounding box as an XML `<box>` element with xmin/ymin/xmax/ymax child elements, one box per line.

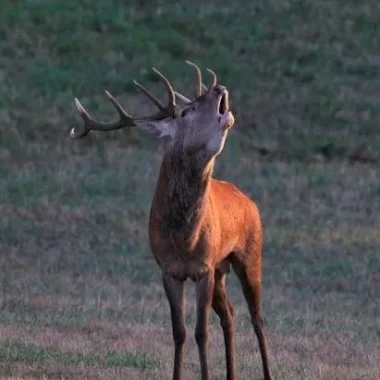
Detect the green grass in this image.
<box><xmin>1</xmin><ymin>0</ymin><xmax>379</xmax><ymax>379</ymax></box>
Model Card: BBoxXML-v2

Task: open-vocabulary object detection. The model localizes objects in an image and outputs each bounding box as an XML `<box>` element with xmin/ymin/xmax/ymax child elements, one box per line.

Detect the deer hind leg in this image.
<box><xmin>194</xmin><ymin>270</ymin><xmax>215</xmax><ymax>380</ymax></box>
<box><xmin>231</xmin><ymin>256</ymin><xmax>273</xmax><ymax>380</ymax></box>
<box><xmin>163</xmin><ymin>274</ymin><xmax>186</xmax><ymax>380</ymax></box>
<box><xmin>212</xmin><ymin>270</ymin><xmax>236</xmax><ymax>380</ymax></box>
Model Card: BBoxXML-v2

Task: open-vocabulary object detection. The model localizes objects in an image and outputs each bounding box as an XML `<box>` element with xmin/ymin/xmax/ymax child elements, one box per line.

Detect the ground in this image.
<box><xmin>0</xmin><ymin>1</ymin><xmax>379</xmax><ymax>379</ymax></box>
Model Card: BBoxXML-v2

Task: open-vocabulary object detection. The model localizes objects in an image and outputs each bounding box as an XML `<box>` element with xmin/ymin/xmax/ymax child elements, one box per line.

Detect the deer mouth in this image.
<box><xmin>218</xmin><ymin>91</ymin><xmax>229</xmax><ymax>114</ymax></box>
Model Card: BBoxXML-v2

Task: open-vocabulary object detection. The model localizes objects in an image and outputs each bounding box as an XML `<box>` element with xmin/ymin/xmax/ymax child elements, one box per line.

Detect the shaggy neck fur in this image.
<box><xmin>159</xmin><ymin>143</ymin><xmax>214</xmax><ymax>232</ymax></box>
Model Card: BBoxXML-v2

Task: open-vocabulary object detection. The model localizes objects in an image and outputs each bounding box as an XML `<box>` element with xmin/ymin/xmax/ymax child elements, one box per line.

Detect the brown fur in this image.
<box><xmin>148</xmin><ymin>138</ymin><xmax>273</xmax><ymax>380</ymax></box>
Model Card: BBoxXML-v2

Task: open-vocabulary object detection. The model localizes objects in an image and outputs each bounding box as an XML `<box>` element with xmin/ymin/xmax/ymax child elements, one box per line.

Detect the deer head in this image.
<box><xmin>71</xmin><ymin>61</ymin><xmax>234</xmax><ymax>163</ymax></box>
<box><xmin>136</xmin><ymin>62</ymin><xmax>234</xmax><ymax>162</ymax></box>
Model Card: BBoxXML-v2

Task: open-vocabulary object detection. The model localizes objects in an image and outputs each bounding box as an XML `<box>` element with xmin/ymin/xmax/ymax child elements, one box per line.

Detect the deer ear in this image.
<box><xmin>134</xmin><ymin>119</ymin><xmax>177</xmax><ymax>139</ymax></box>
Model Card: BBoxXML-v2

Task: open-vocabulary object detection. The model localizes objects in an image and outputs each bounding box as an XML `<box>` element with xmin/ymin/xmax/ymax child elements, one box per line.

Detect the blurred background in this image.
<box><xmin>0</xmin><ymin>1</ymin><xmax>379</xmax><ymax>379</ymax></box>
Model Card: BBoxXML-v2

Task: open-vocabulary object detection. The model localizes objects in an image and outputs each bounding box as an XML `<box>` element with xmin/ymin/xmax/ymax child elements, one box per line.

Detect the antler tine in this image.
<box><xmin>133</xmin><ymin>67</ymin><xmax>176</xmax><ymax>113</ymax></box>
<box><xmin>206</xmin><ymin>68</ymin><xmax>217</xmax><ymax>89</ymax></box>
<box><xmin>133</xmin><ymin>80</ymin><xmax>166</xmax><ymax>111</ymax></box>
<box><xmin>134</xmin><ymin>67</ymin><xmax>176</xmax><ymax>112</ymax></box>
<box><xmin>104</xmin><ymin>90</ymin><xmax>134</xmax><ymax>119</ymax></box>
<box><xmin>185</xmin><ymin>60</ymin><xmax>202</xmax><ymax>97</ymax></box>
<box><xmin>174</xmin><ymin>91</ymin><xmax>191</xmax><ymax>104</ymax></box>
<box><xmin>151</xmin><ymin>67</ymin><xmax>176</xmax><ymax>111</ymax></box>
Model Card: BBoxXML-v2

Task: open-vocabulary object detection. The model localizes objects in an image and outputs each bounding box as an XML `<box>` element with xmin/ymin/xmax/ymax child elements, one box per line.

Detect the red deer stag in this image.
<box><xmin>71</xmin><ymin>61</ymin><xmax>273</xmax><ymax>380</ymax></box>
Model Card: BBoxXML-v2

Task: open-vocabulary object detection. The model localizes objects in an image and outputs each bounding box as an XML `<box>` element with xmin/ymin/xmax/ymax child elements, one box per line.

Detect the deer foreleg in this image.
<box><xmin>163</xmin><ymin>274</ymin><xmax>186</xmax><ymax>380</ymax></box>
<box><xmin>194</xmin><ymin>270</ymin><xmax>215</xmax><ymax>380</ymax></box>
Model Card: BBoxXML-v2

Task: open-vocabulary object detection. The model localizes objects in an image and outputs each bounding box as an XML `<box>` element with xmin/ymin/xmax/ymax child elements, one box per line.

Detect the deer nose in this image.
<box><xmin>212</xmin><ymin>85</ymin><xmax>226</xmax><ymax>95</ymax></box>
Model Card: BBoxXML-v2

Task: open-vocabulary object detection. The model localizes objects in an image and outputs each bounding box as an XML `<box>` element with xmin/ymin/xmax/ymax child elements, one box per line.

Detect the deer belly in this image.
<box><xmin>156</xmin><ymin>255</ymin><xmax>212</xmax><ymax>282</ymax></box>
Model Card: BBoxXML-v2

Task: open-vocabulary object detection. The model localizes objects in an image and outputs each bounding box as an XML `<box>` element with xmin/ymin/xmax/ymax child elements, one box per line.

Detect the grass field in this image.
<box><xmin>1</xmin><ymin>0</ymin><xmax>379</xmax><ymax>379</ymax></box>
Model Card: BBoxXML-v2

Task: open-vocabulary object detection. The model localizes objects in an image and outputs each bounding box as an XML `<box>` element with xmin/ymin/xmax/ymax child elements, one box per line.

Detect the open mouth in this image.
<box><xmin>218</xmin><ymin>91</ymin><xmax>229</xmax><ymax>114</ymax></box>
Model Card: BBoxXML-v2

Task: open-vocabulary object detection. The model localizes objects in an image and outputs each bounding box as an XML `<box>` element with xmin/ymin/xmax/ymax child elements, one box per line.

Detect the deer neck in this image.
<box><xmin>155</xmin><ymin>144</ymin><xmax>214</xmax><ymax>232</ymax></box>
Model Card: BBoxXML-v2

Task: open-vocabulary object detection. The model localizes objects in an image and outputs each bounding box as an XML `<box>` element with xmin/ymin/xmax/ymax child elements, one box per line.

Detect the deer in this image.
<box><xmin>70</xmin><ymin>61</ymin><xmax>273</xmax><ymax>380</ymax></box>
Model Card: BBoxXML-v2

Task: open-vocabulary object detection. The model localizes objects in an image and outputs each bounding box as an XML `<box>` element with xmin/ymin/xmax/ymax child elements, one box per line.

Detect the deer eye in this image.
<box><xmin>181</xmin><ymin>107</ymin><xmax>195</xmax><ymax>117</ymax></box>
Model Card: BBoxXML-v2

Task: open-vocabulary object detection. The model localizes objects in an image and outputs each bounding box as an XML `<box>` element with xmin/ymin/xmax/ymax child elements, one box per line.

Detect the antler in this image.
<box><xmin>174</xmin><ymin>61</ymin><xmax>218</xmax><ymax>104</ymax></box>
<box><xmin>70</xmin><ymin>68</ymin><xmax>176</xmax><ymax>139</ymax></box>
